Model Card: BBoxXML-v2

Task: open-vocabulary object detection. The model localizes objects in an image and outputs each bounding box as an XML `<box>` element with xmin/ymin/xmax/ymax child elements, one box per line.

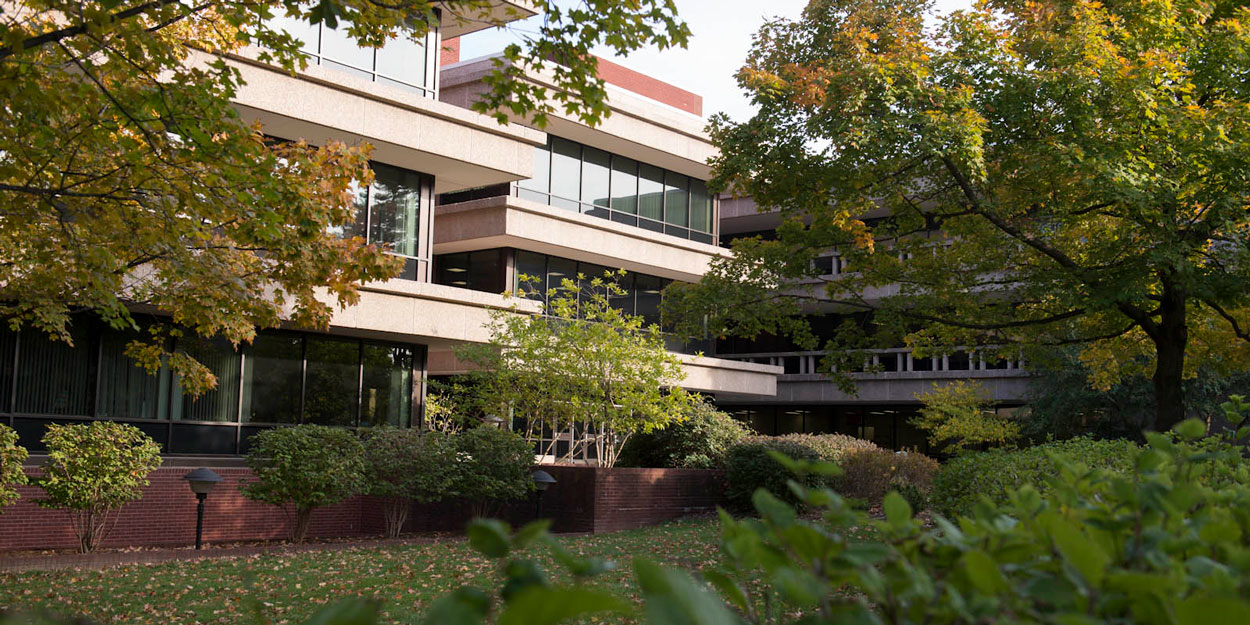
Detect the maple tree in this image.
<box><xmin>0</xmin><ymin>0</ymin><xmax>688</xmax><ymax>391</ymax></box>
<box><xmin>667</xmin><ymin>0</ymin><xmax>1250</xmax><ymax>431</ymax></box>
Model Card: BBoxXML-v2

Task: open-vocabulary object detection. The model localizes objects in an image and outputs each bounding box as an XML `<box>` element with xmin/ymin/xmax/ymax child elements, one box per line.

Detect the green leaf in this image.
<box><xmin>304</xmin><ymin>598</ymin><xmax>381</xmax><ymax>625</ymax></box>
<box><xmin>467</xmin><ymin>519</ymin><xmax>511</xmax><ymax>558</ymax></box>
<box><xmin>1173</xmin><ymin>418</ymin><xmax>1207</xmax><ymax>440</ymax></box>
<box><xmin>419</xmin><ymin>587</ymin><xmax>490</xmax><ymax>625</ymax></box>
<box><xmin>961</xmin><ymin>549</ymin><xmax>1008</xmax><ymax>594</ymax></box>
<box><xmin>498</xmin><ymin>586</ymin><xmax>632</xmax><ymax>625</ymax></box>
<box><xmin>883</xmin><ymin>491</ymin><xmax>912</xmax><ymax>528</ymax></box>
<box><xmin>511</xmin><ymin>519</ymin><xmax>552</xmax><ymax>550</ymax></box>
<box><xmin>635</xmin><ymin>559</ymin><xmax>743</xmax><ymax>625</ymax></box>
<box><xmin>1045</xmin><ymin>516</ymin><xmax>1109</xmax><ymax>587</ymax></box>
<box><xmin>1177</xmin><ymin>596</ymin><xmax>1250</xmax><ymax>625</ymax></box>
<box><xmin>700</xmin><ymin>569</ymin><xmax>750</xmax><ymax>612</ymax></box>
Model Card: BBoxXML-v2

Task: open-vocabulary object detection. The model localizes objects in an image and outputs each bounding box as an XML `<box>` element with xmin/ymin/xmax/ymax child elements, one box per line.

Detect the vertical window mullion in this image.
<box><xmin>355</xmin><ymin>340</ymin><xmax>364</xmax><ymax>427</ymax></box>
<box><xmin>298</xmin><ymin>336</ymin><xmax>308</xmax><ymax>424</ymax></box>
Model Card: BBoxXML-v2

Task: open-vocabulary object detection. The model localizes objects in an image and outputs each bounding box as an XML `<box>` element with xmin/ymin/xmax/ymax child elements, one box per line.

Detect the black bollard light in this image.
<box><xmin>532</xmin><ymin>469</ymin><xmax>556</xmax><ymax>520</ymax></box>
<box><xmin>182</xmin><ymin>468</ymin><xmax>223</xmax><ymax>550</ymax></box>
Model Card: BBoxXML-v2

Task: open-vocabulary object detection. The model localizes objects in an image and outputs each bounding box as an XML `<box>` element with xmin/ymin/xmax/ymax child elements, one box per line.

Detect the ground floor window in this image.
<box><xmin>0</xmin><ymin>319</ymin><xmax>425</xmax><ymax>454</ymax></box>
<box><xmin>720</xmin><ymin>404</ymin><xmax>935</xmax><ymax>453</ymax></box>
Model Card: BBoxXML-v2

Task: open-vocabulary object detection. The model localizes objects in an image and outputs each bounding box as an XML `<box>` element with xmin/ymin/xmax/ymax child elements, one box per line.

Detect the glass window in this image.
<box><xmin>374</xmin><ymin>35</ymin><xmax>426</xmax><ymax>87</ymax></box>
<box><xmin>515</xmin><ymin>250</ymin><xmax>547</xmax><ymax>298</ymax></box>
<box><xmin>608</xmin><ymin>271</ymin><xmax>636</xmax><ymax>315</ymax></box>
<box><xmin>15</xmin><ymin>326</ymin><xmax>93</xmax><ymax>416</ymax></box>
<box><xmin>317</xmin><ymin>25</ymin><xmax>374</xmax><ymax>78</ymax></box>
<box><xmin>690</xmin><ymin>179</ymin><xmax>712</xmax><ymax>233</ymax></box>
<box><xmin>303</xmin><ymin>337</ymin><xmax>360</xmax><ymax>426</ymax></box>
<box><xmin>173</xmin><ymin>337</ymin><xmax>241</xmax><ymax>423</ymax></box>
<box><xmin>369</xmin><ymin>163</ymin><xmax>422</xmax><ymax>258</ymax></box>
<box><xmin>549</xmin><ymin>138</ymin><xmax>582</xmax><ymax>210</ymax></box>
<box><xmin>347</xmin><ymin>178</ymin><xmax>369</xmax><ymax>240</ymax></box>
<box><xmin>241</xmin><ymin>334</ymin><xmax>303</xmax><ymax>424</ymax></box>
<box><xmin>635</xmin><ymin>274</ymin><xmax>664</xmax><ymax>327</ymax></box>
<box><xmin>518</xmin><ymin>144</ymin><xmax>551</xmax><ymax>195</ymax></box>
<box><xmin>610</xmin><ymin>156</ymin><xmax>638</xmax><ymax>214</ymax></box>
<box><xmin>0</xmin><ymin>328</ymin><xmax>13</xmax><ymax>412</ymax></box>
<box><xmin>468</xmin><ymin>249</ymin><xmax>504</xmax><ymax>294</ymax></box>
<box><xmin>269</xmin><ymin>14</ymin><xmax>320</xmax><ymax>55</ymax></box>
<box><xmin>578</xmin><ymin>263</ymin><xmax>609</xmax><ymax>304</ymax></box>
<box><xmin>360</xmin><ymin>344</ymin><xmax>413</xmax><ymax>427</ymax></box>
<box><xmin>581</xmin><ymin>146</ymin><xmax>611</xmax><ymax>208</ymax></box>
<box><xmin>98</xmin><ymin>328</ymin><xmax>170</xmax><ymax>420</ymax></box>
<box><xmin>638</xmin><ymin>164</ymin><xmax>665</xmax><ymax>222</ymax></box>
<box><xmin>436</xmin><ymin>252</ymin><xmax>471</xmax><ymax>288</ymax></box>
<box><xmin>546</xmin><ymin>256</ymin><xmax>578</xmax><ymax>294</ymax></box>
<box><xmin>665</xmin><ymin>172</ymin><xmax>689</xmax><ymax>227</ymax></box>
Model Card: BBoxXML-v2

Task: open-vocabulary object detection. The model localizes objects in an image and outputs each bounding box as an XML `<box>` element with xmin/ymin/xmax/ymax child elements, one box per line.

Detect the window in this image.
<box><xmin>347</xmin><ymin>162</ymin><xmax>430</xmax><ymax>280</ymax></box>
<box><xmin>690</xmin><ymin>179</ymin><xmax>712</xmax><ymax>233</ymax></box>
<box><xmin>664</xmin><ymin>172</ymin><xmax>689</xmax><ymax>228</ymax></box>
<box><xmin>550</xmin><ymin>138</ymin><xmax>582</xmax><ymax>211</ymax></box>
<box><xmin>638</xmin><ymin>164</ymin><xmax>665</xmax><ymax>224</ymax></box>
<box><xmin>269</xmin><ymin>18</ymin><xmax>437</xmax><ymax>97</ymax></box>
<box><xmin>15</xmin><ymin>326</ymin><xmax>93</xmax><ymax>416</ymax></box>
<box><xmin>581</xmin><ymin>146</ymin><xmax>612</xmax><ymax>210</ymax></box>
<box><xmin>360</xmin><ymin>344</ymin><xmax>414</xmax><ymax>427</ymax></box>
<box><xmin>303</xmin><ymin>337</ymin><xmax>361</xmax><ymax>427</ymax></box>
<box><xmin>98</xmin><ymin>328</ymin><xmax>171</xmax><ymax>420</ymax></box>
<box><xmin>173</xmin><ymin>337</ymin><xmax>241</xmax><ymax>423</ymax></box>
<box><xmin>610</xmin><ymin>157</ymin><xmax>638</xmax><ymax>214</ymax></box>
<box><xmin>434</xmin><ymin>249</ymin><xmax>505</xmax><ymax>293</ymax></box>
<box><xmin>241</xmin><ymin>334</ymin><xmax>302</xmax><ymax>424</ymax></box>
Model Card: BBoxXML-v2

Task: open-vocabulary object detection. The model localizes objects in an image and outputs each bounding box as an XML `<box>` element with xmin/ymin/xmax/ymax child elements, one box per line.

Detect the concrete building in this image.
<box><xmin>709</xmin><ymin>195</ymin><xmax>1033</xmax><ymax>452</ymax></box>
<box><xmin>0</xmin><ymin>5</ymin><xmax>781</xmax><ymax>457</ymax></box>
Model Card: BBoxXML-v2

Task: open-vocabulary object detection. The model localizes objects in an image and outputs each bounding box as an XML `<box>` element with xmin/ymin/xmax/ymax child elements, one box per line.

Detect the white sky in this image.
<box><xmin>458</xmin><ymin>0</ymin><xmax>974</xmax><ymax>123</ymax></box>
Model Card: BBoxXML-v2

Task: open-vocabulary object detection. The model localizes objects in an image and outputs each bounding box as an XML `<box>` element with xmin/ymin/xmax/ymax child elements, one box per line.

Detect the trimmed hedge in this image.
<box><xmin>617</xmin><ymin>399</ymin><xmax>752</xmax><ymax>469</ymax></box>
<box><xmin>725</xmin><ymin>436</ymin><xmax>825</xmax><ymax>509</ymax></box>
<box><xmin>835</xmin><ymin>448</ymin><xmax>939</xmax><ymax>509</ymax></box>
<box><xmin>933</xmin><ymin>436</ymin><xmax>1139</xmax><ymax>517</ymax></box>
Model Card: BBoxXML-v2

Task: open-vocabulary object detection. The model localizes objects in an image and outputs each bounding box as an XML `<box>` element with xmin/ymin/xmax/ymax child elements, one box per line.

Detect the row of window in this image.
<box><xmin>330</xmin><ymin>162</ymin><xmax>432</xmax><ymax>281</ymax></box>
<box><xmin>722</xmin><ymin>405</ymin><xmax>932</xmax><ymax>452</ymax></box>
<box><xmin>269</xmin><ymin>15</ymin><xmax>439</xmax><ymax>97</ymax></box>
<box><xmin>516</xmin><ymin>137</ymin><xmax>715</xmax><ymax>243</ymax></box>
<box><xmin>0</xmin><ymin>323</ymin><xmax>421</xmax><ymax>433</ymax></box>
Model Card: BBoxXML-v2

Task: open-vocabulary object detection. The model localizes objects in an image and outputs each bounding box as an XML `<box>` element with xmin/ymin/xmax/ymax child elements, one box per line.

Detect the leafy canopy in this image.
<box><xmin>913</xmin><ymin>380</ymin><xmax>1021</xmax><ymax>454</ymax></box>
<box><xmin>0</xmin><ymin>0</ymin><xmax>689</xmax><ymax>392</ymax></box>
<box><xmin>0</xmin><ymin>424</ymin><xmax>28</xmax><ymax>511</ymax></box>
<box><xmin>459</xmin><ymin>270</ymin><xmax>695</xmax><ymax>468</ymax></box>
<box><xmin>667</xmin><ymin>0</ymin><xmax>1250</xmax><ymax>432</ymax></box>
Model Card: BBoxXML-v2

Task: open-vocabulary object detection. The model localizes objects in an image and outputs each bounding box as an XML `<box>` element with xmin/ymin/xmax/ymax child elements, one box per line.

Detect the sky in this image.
<box><xmin>458</xmin><ymin>0</ymin><xmax>973</xmax><ymax>123</ymax></box>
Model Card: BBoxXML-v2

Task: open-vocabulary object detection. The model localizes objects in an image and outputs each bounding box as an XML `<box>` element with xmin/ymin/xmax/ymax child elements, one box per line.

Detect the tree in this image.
<box><xmin>451</xmin><ymin>425</ymin><xmax>534</xmax><ymax>519</ymax></box>
<box><xmin>665</xmin><ymin>0</ymin><xmax>1250</xmax><ymax>432</ymax></box>
<box><xmin>459</xmin><ymin>270</ymin><xmax>695</xmax><ymax>468</ymax></box>
<box><xmin>360</xmin><ymin>426</ymin><xmax>457</xmax><ymax>538</ymax></box>
<box><xmin>242</xmin><ymin>424</ymin><xmax>366</xmax><ymax>542</ymax></box>
<box><xmin>912</xmin><ymin>381</ymin><xmax>1020</xmax><ymax>455</ymax></box>
<box><xmin>35</xmin><ymin>422</ymin><xmax>163</xmax><ymax>552</ymax></box>
<box><xmin>0</xmin><ymin>424</ymin><xmax>28</xmax><ymax>512</ymax></box>
<box><xmin>0</xmin><ymin>0</ymin><xmax>689</xmax><ymax>392</ymax></box>
<box><xmin>617</xmin><ymin>397</ymin><xmax>752</xmax><ymax>469</ymax></box>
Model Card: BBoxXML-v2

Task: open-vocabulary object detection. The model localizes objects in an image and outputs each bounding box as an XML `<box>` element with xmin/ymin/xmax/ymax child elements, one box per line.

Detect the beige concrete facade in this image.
<box><xmin>434</xmin><ymin>195</ymin><xmax>728</xmax><ymax>283</ymax></box>
<box><xmin>439</xmin><ymin>56</ymin><xmax>716</xmax><ymax>180</ymax></box>
<box><xmin>202</xmin><ymin>50</ymin><xmax>546</xmax><ymax>194</ymax></box>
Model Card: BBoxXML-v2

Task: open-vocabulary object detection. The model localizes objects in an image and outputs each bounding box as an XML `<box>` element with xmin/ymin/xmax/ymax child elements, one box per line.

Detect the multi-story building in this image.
<box><xmin>709</xmin><ymin>196</ymin><xmax>1034</xmax><ymax>452</ymax></box>
<box><xmin>0</xmin><ymin>5</ymin><xmax>781</xmax><ymax>457</ymax></box>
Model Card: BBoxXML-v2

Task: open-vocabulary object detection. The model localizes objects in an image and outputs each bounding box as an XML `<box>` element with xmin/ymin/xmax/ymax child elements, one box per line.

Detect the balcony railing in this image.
<box><xmin>718</xmin><ymin>348</ymin><xmax>1026</xmax><ymax>377</ymax></box>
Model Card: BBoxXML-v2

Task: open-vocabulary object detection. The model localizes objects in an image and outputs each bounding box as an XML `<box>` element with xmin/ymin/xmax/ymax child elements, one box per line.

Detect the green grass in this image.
<box><xmin>0</xmin><ymin>518</ymin><xmax>725</xmax><ymax>624</ymax></box>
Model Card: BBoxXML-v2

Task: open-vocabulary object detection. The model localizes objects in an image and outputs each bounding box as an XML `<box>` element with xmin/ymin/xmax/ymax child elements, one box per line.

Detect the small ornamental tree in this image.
<box><xmin>459</xmin><ymin>270</ymin><xmax>695</xmax><ymax>467</ymax></box>
<box><xmin>35</xmin><ymin>422</ymin><xmax>162</xmax><ymax>552</ymax></box>
<box><xmin>243</xmin><ymin>425</ymin><xmax>366</xmax><ymax>542</ymax></box>
<box><xmin>452</xmin><ymin>426</ymin><xmax>533</xmax><ymax>519</ymax></box>
<box><xmin>360</xmin><ymin>427</ymin><xmax>457</xmax><ymax>538</ymax></box>
<box><xmin>0</xmin><ymin>424</ymin><xmax>28</xmax><ymax>512</ymax></box>
<box><xmin>618</xmin><ymin>398</ymin><xmax>753</xmax><ymax>469</ymax></box>
<box><xmin>912</xmin><ymin>381</ymin><xmax>1021</xmax><ymax>455</ymax></box>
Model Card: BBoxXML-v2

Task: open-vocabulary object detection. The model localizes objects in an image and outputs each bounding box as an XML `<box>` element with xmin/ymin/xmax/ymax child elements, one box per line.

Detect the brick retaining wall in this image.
<box><xmin>0</xmin><ymin>465</ymin><xmax>727</xmax><ymax>552</ymax></box>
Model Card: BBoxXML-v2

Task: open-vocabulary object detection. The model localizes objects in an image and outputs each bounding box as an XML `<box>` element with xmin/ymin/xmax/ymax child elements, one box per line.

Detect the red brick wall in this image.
<box><xmin>0</xmin><ymin>465</ymin><xmax>726</xmax><ymax>551</ymax></box>
<box><xmin>593</xmin><ymin>56</ymin><xmax>703</xmax><ymax>116</ymax></box>
<box><xmin>441</xmin><ymin>37</ymin><xmax>461</xmax><ymax>66</ymax></box>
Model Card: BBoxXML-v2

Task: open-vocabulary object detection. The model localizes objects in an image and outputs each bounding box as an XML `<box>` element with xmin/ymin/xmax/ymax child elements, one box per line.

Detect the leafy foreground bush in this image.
<box><xmin>0</xmin><ymin>424</ymin><xmax>27</xmax><ymax>511</ymax></box>
<box><xmin>360</xmin><ymin>427</ymin><xmax>457</xmax><ymax>538</ymax></box>
<box><xmin>617</xmin><ymin>398</ymin><xmax>753</xmax><ymax>469</ymax></box>
<box><xmin>934</xmin><ymin>436</ymin><xmax>1139</xmax><ymax>517</ymax></box>
<box><xmin>243</xmin><ymin>425</ymin><xmax>366</xmax><ymax>542</ymax></box>
<box><xmin>452</xmin><ymin>425</ymin><xmax>534</xmax><ymax>518</ymax></box>
<box><xmin>420</xmin><ymin>411</ymin><xmax>1250</xmax><ymax>625</ymax></box>
<box><xmin>35</xmin><ymin>422</ymin><xmax>162</xmax><ymax>553</ymax></box>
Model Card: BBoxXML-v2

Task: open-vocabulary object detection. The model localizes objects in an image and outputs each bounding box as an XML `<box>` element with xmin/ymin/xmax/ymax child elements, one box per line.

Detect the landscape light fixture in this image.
<box><xmin>182</xmin><ymin>468</ymin><xmax>223</xmax><ymax>550</ymax></box>
<box><xmin>532</xmin><ymin>469</ymin><xmax>557</xmax><ymax>519</ymax></box>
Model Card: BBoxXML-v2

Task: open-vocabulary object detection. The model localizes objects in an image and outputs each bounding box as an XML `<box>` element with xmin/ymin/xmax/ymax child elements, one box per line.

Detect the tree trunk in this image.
<box><xmin>382</xmin><ymin>497</ymin><xmax>409</xmax><ymax>539</ymax></box>
<box><xmin>293</xmin><ymin>507</ymin><xmax>313</xmax><ymax>543</ymax></box>
<box><xmin>1150</xmin><ymin>282</ymin><xmax>1188</xmax><ymax>432</ymax></box>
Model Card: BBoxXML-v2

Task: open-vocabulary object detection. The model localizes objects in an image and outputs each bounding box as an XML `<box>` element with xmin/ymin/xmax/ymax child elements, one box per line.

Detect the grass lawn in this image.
<box><xmin>0</xmin><ymin>518</ymin><xmax>726</xmax><ymax>624</ymax></box>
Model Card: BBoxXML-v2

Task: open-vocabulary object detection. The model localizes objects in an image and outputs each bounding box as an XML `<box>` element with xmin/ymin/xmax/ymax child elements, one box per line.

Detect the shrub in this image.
<box><xmin>834</xmin><ymin>448</ymin><xmax>939</xmax><ymax>509</ymax></box>
<box><xmin>933</xmin><ymin>436</ymin><xmax>1139</xmax><ymax>517</ymax></box>
<box><xmin>725</xmin><ymin>436</ymin><xmax>824</xmax><ymax>509</ymax></box>
<box><xmin>243</xmin><ymin>425</ymin><xmax>366</xmax><ymax>542</ymax></box>
<box><xmin>617</xmin><ymin>398</ymin><xmax>753</xmax><ymax>469</ymax></box>
<box><xmin>360</xmin><ymin>427</ymin><xmax>456</xmax><ymax>538</ymax></box>
<box><xmin>35</xmin><ymin>422</ymin><xmax>162</xmax><ymax>552</ymax></box>
<box><xmin>0</xmin><ymin>424</ymin><xmax>28</xmax><ymax>512</ymax></box>
<box><xmin>913</xmin><ymin>380</ymin><xmax>1021</xmax><ymax>454</ymax></box>
<box><xmin>451</xmin><ymin>426</ymin><xmax>533</xmax><ymax>518</ymax></box>
<box><xmin>775</xmin><ymin>432</ymin><xmax>879</xmax><ymax>463</ymax></box>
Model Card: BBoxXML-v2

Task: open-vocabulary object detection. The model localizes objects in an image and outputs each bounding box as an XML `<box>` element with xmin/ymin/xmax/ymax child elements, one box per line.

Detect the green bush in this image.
<box><xmin>835</xmin><ymin>448</ymin><xmax>939</xmax><ymax>509</ymax></box>
<box><xmin>775</xmin><ymin>432</ymin><xmax>878</xmax><ymax>463</ymax></box>
<box><xmin>617</xmin><ymin>398</ymin><xmax>753</xmax><ymax>469</ymax></box>
<box><xmin>933</xmin><ymin>436</ymin><xmax>1139</xmax><ymax>517</ymax></box>
<box><xmin>0</xmin><ymin>424</ymin><xmax>28</xmax><ymax>512</ymax></box>
<box><xmin>725</xmin><ymin>436</ymin><xmax>825</xmax><ymax>509</ymax></box>
<box><xmin>243</xmin><ymin>425</ymin><xmax>366</xmax><ymax>542</ymax></box>
<box><xmin>451</xmin><ymin>426</ymin><xmax>533</xmax><ymax>518</ymax></box>
<box><xmin>35</xmin><ymin>422</ymin><xmax>162</xmax><ymax>552</ymax></box>
<box><xmin>360</xmin><ymin>427</ymin><xmax>456</xmax><ymax>538</ymax></box>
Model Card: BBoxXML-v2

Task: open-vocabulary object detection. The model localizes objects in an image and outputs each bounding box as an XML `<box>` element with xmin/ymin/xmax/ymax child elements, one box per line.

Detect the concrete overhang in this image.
<box><xmin>205</xmin><ymin>50</ymin><xmax>546</xmax><ymax>194</ymax></box>
<box><xmin>326</xmin><ymin>280</ymin><xmax>542</xmax><ymax>346</ymax></box>
<box><xmin>437</xmin><ymin>1</ymin><xmax>538</xmax><ymax>38</ymax></box>
<box><xmin>440</xmin><ymin>56</ymin><xmax>716</xmax><ymax>180</ymax></box>
<box><xmin>427</xmin><ymin>349</ymin><xmax>782</xmax><ymax>397</ymax></box>
<box><xmin>434</xmin><ymin>195</ymin><xmax>728</xmax><ymax>283</ymax></box>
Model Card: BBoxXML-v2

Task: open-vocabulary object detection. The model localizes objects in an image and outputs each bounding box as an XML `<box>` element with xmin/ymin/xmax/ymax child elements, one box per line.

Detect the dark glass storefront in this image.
<box><xmin>720</xmin><ymin>405</ymin><xmax>931</xmax><ymax>453</ymax></box>
<box><xmin>0</xmin><ymin>321</ymin><xmax>425</xmax><ymax>454</ymax></box>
